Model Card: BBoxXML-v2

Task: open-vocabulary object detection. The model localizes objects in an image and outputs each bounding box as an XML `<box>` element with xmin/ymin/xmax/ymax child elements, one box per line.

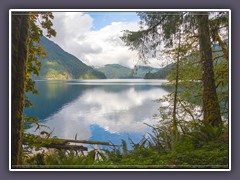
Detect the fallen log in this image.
<box><xmin>23</xmin><ymin>134</ymin><xmax>116</xmax><ymax>152</ymax></box>
<box><xmin>57</xmin><ymin>138</ymin><xmax>115</xmax><ymax>146</ymax></box>
<box><xmin>45</xmin><ymin>144</ymin><xmax>88</xmax><ymax>151</ymax></box>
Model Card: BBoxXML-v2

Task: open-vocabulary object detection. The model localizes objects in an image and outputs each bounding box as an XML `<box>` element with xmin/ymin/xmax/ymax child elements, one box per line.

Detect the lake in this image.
<box><xmin>24</xmin><ymin>79</ymin><xmax>169</xmax><ymax>149</ymax></box>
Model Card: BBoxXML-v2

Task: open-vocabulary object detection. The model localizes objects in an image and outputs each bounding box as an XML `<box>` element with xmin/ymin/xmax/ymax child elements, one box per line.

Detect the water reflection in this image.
<box><xmin>25</xmin><ymin>80</ymin><xmax>169</xmax><ymax>145</ymax></box>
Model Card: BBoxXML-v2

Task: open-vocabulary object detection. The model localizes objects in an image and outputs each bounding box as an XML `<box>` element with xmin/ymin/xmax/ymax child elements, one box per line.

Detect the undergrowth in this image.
<box><xmin>23</xmin><ymin>122</ymin><xmax>229</xmax><ymax>169</ymax></box>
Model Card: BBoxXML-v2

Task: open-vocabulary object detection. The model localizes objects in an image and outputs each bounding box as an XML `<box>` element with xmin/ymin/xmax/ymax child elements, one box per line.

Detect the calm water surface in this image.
<box><xmin>24</xmin><ymin>79</ymin><xmax>169</xmax><ymax>148</ymax></box>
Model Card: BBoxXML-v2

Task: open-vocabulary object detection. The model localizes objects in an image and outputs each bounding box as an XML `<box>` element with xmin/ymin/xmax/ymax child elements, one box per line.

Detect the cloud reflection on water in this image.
<box><xmin>27</xmin><ymin>83</ymin><xmax>168</xmax><ymax>142</ymax></box>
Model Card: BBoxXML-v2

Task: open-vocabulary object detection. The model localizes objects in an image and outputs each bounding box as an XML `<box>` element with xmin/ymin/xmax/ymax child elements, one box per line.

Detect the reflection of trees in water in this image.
<box><xmin>24</xmin><ymin>81</ymin><xmax>93</xmax><ymax>121</ymax></box>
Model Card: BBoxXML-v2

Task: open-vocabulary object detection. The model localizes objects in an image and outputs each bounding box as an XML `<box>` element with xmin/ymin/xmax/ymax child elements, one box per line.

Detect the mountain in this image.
<box><xmin>144</xmin><ymin>64</ymin><xmax>172</xmax><ymax>79</ymax></box>
<box><xmin>133</xmin><ymin>65</ymin><xmax>160</xmax><ymax>78</ymax></box>
<box><xmin>35</xmin><ymin>36</ymin><xmax>106</xmax><ymax>80</ymax></box>
<box><xmin>96</xmin><ymin>64</ymin><xmax>160</xmax><ymax>79</ymax></box>
<box><xmin>143</xmin><ymin>42</ymin><xmax>228</xmax><ymax>80</ymax></box>
<box><xmin>96</xmin><ymin>64</ymin><xmax>132</xmax><ymax>79</ymax></box>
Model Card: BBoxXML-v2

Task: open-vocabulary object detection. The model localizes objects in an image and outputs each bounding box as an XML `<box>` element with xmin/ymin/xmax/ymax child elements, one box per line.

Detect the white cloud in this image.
<box><xmin>50</xmin><ymin>12</ymin><xmax>93</xmax><ymax>51</ymax></box>
<box><xmin>49</xmin><ymin>12</ymin><xmax>145</xmax><ymax>68</ymax></box>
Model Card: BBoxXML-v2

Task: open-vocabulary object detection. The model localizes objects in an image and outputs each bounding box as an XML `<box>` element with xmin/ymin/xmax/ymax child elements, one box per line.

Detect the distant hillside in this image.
<box><xmin>97</xmin><ymin>64</ymin><xmax>160</xmax><ymax>79</ymax></box>
<box><xmin>144</xmin><ymin>64</ymin><xmax>172</xmax><ymax>79</ymax></box>
<box><xmin>35</xmin><ymin>36</ymin><xmax>106</xmax><ymax>80</ymax></box>
<box><xmin>133</xmin><ymin>65</ymin><xmax>160</xmax><ymax>78</ymax></box>
<box><xmin>96</xmin><ymin>64</ymin><xmax>132</xmax><ymax>79</ymax></box>
<box><xmin>144</xmin><ymin>43</ymin><xmax>227</xmax><ymax>80</ymax></box>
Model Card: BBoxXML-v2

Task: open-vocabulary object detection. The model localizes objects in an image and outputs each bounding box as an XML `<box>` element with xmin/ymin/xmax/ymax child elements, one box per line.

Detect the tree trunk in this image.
<box><xmin>172</xmin><ymin>35</ymin><xmax>181</xmax><ymax>136</ymax></box>
<box><xmin>197</xmin><ymin>13</ymin><xmax>222</xmax><ymax>126</ymax></box>
<box><xmin>11</xmin><ymin>12</ymin><xmax>30</xmax><ymax>166</ymax></box>
<box><xmin>214</xmin><ymin>31</ymin><xmax>228</xmax><ymax>60</ymax></box>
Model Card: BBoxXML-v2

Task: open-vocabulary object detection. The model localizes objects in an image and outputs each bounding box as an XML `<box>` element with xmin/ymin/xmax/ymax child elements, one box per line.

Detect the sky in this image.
<box><xmin>48</xmin><ymin>11</ymin><xmax>161</xmax><ymax>68</ymax></box>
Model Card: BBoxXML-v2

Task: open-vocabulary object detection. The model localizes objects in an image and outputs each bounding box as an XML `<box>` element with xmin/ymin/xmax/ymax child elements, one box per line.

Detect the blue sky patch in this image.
<box><xmin>85</xmin><ymin>12</ymin><xmax>140</xmax><ymax>30</ymax></box>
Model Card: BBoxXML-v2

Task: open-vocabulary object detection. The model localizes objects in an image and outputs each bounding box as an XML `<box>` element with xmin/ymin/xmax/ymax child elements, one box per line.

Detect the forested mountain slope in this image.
<box><xmin>97</xmin><ymin>64</ymin><xmax>160</xmax><ymax>79</ymax></box>
<box><xmin>35</xmin><ymin>37</ymin><xmax>106</xmax><ymax>80</ymax></box>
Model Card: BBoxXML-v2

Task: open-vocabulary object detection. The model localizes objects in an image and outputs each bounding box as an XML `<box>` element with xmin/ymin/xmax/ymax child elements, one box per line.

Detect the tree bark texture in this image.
<box><xmin>11</xmin><ymin>12</ymin><xmax>30</xmax><ymax>166</ymax></box>
<box><xmin>197</xmin><ymin>14</ymin><xmax>222</xmax><ymax>126</ymax></box>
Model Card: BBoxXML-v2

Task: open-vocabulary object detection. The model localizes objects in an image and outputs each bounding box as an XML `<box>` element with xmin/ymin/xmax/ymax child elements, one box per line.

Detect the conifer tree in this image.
<box><xmin>121</xmin><ymin>11</ymin><xmax>226</xmax><ymax>128</ymax></box>
<box><xmin>197</xmin><ymin>13</ymin><xmax>222</xmax><ymax>126</ymax></box>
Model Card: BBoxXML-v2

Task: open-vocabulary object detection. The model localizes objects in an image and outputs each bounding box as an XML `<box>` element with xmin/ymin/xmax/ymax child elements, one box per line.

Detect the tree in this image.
<box><xmin>209</xmin><ymin>12</ymin><xmax>229</xmax><ymax>60</ymax></box>
<box><xmin>11</xmin><ymin>11</ymin><xmax>56</xmax><ymax>166</ymax></box>
<box><xmin>121</xmin><ymin>11</ymin><xmax>225</xmax><ymax>128</ymax></box>
<box><xmin>197</xmin><ymin>13</ymin><xmax>222</xmax><ymax>126</ymax></box>
<box><xmin>11</xmin><ymin>12</ymin><xmax>30</xmax><ymax>166</ymax></box>
<box><xmin>25</xmin><ymin>12</ymin><xmax>56</xmax><ymax>108</ymax></box>
<box><xmin>121</xmin><ymin>12</ymin><xmax>189</xmax><ymax>140</ymax></box>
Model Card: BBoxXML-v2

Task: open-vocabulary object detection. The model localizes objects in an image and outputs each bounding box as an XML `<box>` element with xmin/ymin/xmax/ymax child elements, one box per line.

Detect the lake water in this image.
<box><xmin>24</xmin><ymin>79</ymin><xmax>169</xmax><ymax>149</ymax></box>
